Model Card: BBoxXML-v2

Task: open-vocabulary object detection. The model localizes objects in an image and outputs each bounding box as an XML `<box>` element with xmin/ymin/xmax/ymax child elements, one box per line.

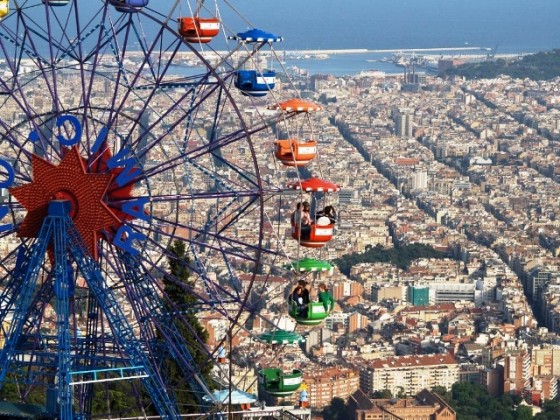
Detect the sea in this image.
<box><xmin>165</xmin><ymin>0</ymin><xmax>560</xmax><ymax>76</ymax></box>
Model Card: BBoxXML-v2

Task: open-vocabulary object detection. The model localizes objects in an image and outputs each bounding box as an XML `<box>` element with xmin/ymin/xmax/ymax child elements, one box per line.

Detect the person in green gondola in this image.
<box><xmin>298</xmin><ymin>279</ymin><xmax>310</xmax><ymax>304</ymax></box>
<box><xmin>317</xmin><ymin>283</ymin><xmax>334</xmax><ymax>312</ymax></box>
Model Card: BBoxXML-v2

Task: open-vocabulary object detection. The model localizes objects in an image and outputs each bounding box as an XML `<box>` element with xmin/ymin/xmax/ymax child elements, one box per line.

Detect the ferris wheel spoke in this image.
<box><xmin>139</xmin><ymin>127</ymin><xmax>258</xmax><ymax>186</ymax></box>
<box><xmin>111</xmin><ymin>244</ymin><xmax>241</xmax><ymax>332</ymax></box>
<box><xmin>132</xmin><ymin>190</ymin><xmax>259</xmax><ymax>203</ymax></box>
<box><xmin>76</xmin><ymin>8</ymin><xmax>118</xmax><ymax>145</ymax></box>
<box><xmin>129</xmin><ymin>77</ymin><xmax>216</xmax><ymax>160</ymax></box>
<box><xmin>99</xmin><ymin>246</ymin><xmax>214</xmax><ymax>387</ymax></box>
<box><xmin>0</xmin><ymin>55</ymin><xmax>59</xmax><ymax>161</ymax></box>
<box><xmin>96</xmin><ymin>14</ymin><xmax>184</xmax><ymax>133</ymax></box>
<box><xmin>138</xmin><ymin>156</ymin><xmax>259</xmax><ymax>195</ymax></box>
<box><xmin>127</xmin><ymin>243</ymin><xmax>254</xmax><ymax>327</ymax></box>
<box><xmin>0</xmin><ymin>1</ymin><xmax>279</xmax><ymax>415</ymax></box>
<box><xmin>112</xmin><ymin>248</ymin><xmax>217</xmax><ymax>361</ymax></box>
<box><xmin>99</xmin><ymin>16</ymin><xmax>137</xmax><ymax>129</ymax></box>
<box><xmin>126</xmin><ymin>216</ymin><xmax>260</xmax><ymax>265</ymax></box>
<box><xmin>11</xmin><ymin>9</ymin><xmax>65</xmax><ymax>112</ymax></box>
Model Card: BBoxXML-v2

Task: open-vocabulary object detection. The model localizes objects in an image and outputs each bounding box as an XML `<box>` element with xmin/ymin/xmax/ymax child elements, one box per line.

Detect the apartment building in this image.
<box><xmin>359</xmin><ymin>353</ymin><xmax>459</xmax><ymax>397</ymax></box>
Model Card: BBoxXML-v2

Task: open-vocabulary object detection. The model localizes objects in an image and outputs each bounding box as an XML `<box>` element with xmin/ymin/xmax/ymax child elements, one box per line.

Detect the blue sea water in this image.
<box><xmin>15</xmin><ymin>1</ymin><xmax>560</xmax><ymax>76</ymax></box>
<box><xmin>230</xmin><ymin>0</ymin><xmax>560</xmax><ymax>52</ymax></box>
<box><xmin>162</xmin><ymin>0</ymin><xmax>560</xmax><ymax>76</ymax></box>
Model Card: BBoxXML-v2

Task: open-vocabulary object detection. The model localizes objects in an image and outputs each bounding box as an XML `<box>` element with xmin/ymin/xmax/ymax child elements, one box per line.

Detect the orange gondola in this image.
<box><xmin>269</xmin><ymin>99</ymin><xmax>322</xmax><ymax>166</ymax></box>
<box><xmin>178</xmin><ymin>17</ymin><xmax>220</xmax><ymax>43</ymax></box>
<box><xmin>274</xmin><ymin>139</ymin><xmax>317</xmax><ymax>167</ymax></box>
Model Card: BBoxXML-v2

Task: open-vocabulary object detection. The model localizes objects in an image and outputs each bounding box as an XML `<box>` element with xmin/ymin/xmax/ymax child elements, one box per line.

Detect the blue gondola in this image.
<box><xmin>108</xmin><ymin>0</ymin><xmax>148</xmax><ymax>13</ymax></box>
<box><xmin>235</xmin><ymin>69</ymin><xmax>276</xmax><ymax>97</ymax></box>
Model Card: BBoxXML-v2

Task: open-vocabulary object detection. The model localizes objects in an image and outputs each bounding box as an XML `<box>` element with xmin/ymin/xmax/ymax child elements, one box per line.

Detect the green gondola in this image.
<box><xmin>258</xmin><ymin>368</ymin><xmax>303</xmax><ymax>396</ymax></box>
<box><xmin>289</xmin><ymin>301</ymin><xmax>329</xmax><ymax>326</ymax></box>
<box><xmin>257</xmin><ymin>330</ymin><xmax>305</xmax><ymax>345</ymax></box>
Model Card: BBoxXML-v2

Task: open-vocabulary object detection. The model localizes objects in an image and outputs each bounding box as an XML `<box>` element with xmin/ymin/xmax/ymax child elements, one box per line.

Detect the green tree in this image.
<box><xmin>161</xmin><ymin>240</ymin><xmax>212</xmax><ymax>414</ymax></box>
<box><xmin>449</xmin><ymin>382</ymin><xmax>520</xmax><ymax>420</ymax></box>
<box><xmin>535</xmin><ymin>397</ymin><xmax>560</xmax><ymax>419</ymax></box>
<box><xmin>333</xmin><ymin>243</ymin><xmax>448</xmax><ymax>276</ymax></box>
<box><xmin>515</xmin><ymin>405</ymin><xmax>533</xmax><ymax>420</ymax></box>
<box><xmin>431</xmin><ymin>385</ymin><xmax>451</xmax><ymax>402</ymax></box>
<box><xmin>371</xmin><ymin>389</ymin><xmax>392</xmax><ymax>399</ymax></box>
<box><xmin>322</xmin><ymin>397</ymin><xmax>352</xmax><ymax>420</ymax></box>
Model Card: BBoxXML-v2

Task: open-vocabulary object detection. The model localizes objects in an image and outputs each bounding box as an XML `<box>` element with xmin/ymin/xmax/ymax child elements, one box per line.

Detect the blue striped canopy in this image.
<box><xmin>229</xmin><ymin>28</ymin><xmax>283</xmax><ymax>43</ymax></box>
<box><xmin>203</xmin><ymin>389</ymin><xmax>257</xmax><ymax>404</ymax></box>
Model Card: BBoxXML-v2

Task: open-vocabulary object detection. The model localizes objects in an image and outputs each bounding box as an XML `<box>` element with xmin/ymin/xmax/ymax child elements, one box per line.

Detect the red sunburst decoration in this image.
<box><xmin>9</xmin><ymin>147</ymin><xmax>127</xmax><ymax>260</ymax></box>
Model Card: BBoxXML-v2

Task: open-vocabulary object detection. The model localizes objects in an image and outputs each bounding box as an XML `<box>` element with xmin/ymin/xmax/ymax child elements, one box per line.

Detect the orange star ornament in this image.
<box><xmin>9</xmin><ymin>147</ymin><xmax>121</xmax><ymax>259</ymax></box>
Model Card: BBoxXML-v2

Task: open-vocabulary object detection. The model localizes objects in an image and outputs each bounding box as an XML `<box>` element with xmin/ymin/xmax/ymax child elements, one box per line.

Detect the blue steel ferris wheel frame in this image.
<box><xmin>0</xmin><ymin>1</ymin><xmax>269</xmax><ymax>418</ymax></box>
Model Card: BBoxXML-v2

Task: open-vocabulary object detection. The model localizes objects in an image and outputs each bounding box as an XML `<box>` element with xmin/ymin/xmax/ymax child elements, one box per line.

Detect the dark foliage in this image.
<box><xmin>445</xmin><ymin>49</ymin><xmax>560</xmax><ymax>80</ymax></box>
<box><xmin>161</xmin><ymin>240</ymin><xmax>212</xmax><ymax>414</ymax></box>
<box><xmin>334</xmin><ymin>243</ymin><xmax>447</xmax><ymax>276</ymax></box>
<box><xmin>534</xmin><ymin>397</ymin><xmax>560</xmax><ymax>419</ymax></box>
<box><xmin>448</xmin><ymin>382</ymin><xmax>528</xmax><ymax>420</ymax></box>
<box><xmin>322</xmin><ymin>397</ymin><xmax>353</xmax><ymax>420</ymax></box>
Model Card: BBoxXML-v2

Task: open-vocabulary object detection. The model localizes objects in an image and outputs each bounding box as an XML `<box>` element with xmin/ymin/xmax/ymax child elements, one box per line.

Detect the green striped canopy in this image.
<box><xmin>257</xmin><ymin>330</ymin><xmax>305</xmax><ymax>345</ymax></box>
<box><xmin>286</xmin><ymin>257</ymin><xmax>333</xmax><ymax>274</ymax></box>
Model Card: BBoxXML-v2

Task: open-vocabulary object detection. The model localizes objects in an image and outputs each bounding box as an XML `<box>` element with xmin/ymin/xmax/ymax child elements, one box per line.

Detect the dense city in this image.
<box><xmin>1</xmin><ymin>1</ymin><xmax>560</xmax><ymax>420</ymax></box>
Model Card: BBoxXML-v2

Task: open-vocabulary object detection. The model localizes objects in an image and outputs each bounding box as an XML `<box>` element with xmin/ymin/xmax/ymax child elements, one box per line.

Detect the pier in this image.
<box><xmin>286</xmin><ymin>47</ymin><xmax>491</xmax><ymax>55</ymax></box>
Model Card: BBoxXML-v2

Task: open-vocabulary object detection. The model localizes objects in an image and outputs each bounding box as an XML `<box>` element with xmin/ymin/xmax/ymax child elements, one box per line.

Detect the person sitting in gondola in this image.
<box><xmin>298</xmin><ymin>279</ymin><xmax>310</xmax><ymax>303</ymax></box>
<box><xmin>291</xmin><ymin>201</ymin><xmax>311</xmax><ymax>239</ymax></box>
<box><xmin>290</xmin><ymin>202</ymin><xmax>301</xmax><ymax>233</ymax></box>
<box><xmin>317</xmin><ymin>283</ymin><xmax>334</xmax><ymax>312</ymax></box>
<box><xmin>316</xmin><ymin>205</ymin><xmax>336</xmax><ymax>225</ymax></box>
<box><xmin>300</xmin><ymin>201</ymin><xmax>312</xmax><ymax>240</ymax></box>
<box><xmin>292</xmin><ymin>286</ymin><xmax>308</xmax><ymax>318</ymax></box>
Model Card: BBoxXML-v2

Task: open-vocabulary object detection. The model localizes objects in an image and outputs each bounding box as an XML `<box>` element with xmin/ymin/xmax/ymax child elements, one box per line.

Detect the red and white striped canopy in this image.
<box><xmin>286</xmin><ymin>177</ymin><xmax>341</xmax><ymax>192</ymax></box>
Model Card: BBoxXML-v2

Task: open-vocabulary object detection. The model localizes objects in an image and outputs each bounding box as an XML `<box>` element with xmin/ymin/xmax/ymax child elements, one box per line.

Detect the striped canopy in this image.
<box><xmin>286</xmin><ymin>257</ymin><xmax>334</xmax><ymax>274</ymax></box>
<box><xmin>228</xmin><ymin>28</ymin><xmax>283</xmax><ymax>43</ymax></box>
<box><xmin>257</xmin><ymin>330</ymin><xmax>305</xmax><ymax>345</ymax></box>
<box><xmin>269</xmin><ymin>98</ymin><xmax>322</xmax><ymax>112</ymax></box>
<box><xmin>286</xmin><ymin>177</ymin><xmax>341</xmax><ymax>192</ymax></box>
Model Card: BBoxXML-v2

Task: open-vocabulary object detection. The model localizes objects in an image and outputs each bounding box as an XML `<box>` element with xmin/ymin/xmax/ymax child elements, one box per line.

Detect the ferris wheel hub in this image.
<box><xmin>9</xmin><ymin>147</ymin><xmax>121</xmax><ymax>259</ymax></box>
<box><xmin>53</xmin><ymin>189</ymin><xmax>78</xmax><ymax>218</ymax></box>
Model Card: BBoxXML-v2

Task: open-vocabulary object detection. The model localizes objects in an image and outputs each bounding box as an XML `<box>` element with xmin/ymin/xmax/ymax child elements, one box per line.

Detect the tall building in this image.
<box><xmin>136</xmin><ymin>108</ymin><xmax>151</xmax><ymax>167</ymax></box>
<box><xmin>411</xmin><ymin>167</ymin><xmax>428</xmax><ymax>190</ymax></box>
<box><xmin>503</xmin><ymin>350</ymin><xmax>531</xmax><ymax>395</ymax></box>
<box><xmin>394</xmin><ymin>110</ymin><xmax>413</xmax><ymax>138</ymax></box>
<box><xmin>348</xmin><ymin>312</ymin><xmax>369</xmax><ymax>334</ymax></box>
<box><xmin>333</xmin><ymin>281</ymin><xmax>364</xmax><ymax>300</ymax></box>
<box><xmin>532</xmin><ymin>346</ymin><xmax>560</xmax><ymax>376</ymax></box>
<box><xmin>532</xmin><ymin>376</ymin><xmax>558</xmax><ymax>404</ymax></box>
<box><xmin>359</xmin><ymin>353</ymin><xmax>459</xmax><ymax>397</ymax></box>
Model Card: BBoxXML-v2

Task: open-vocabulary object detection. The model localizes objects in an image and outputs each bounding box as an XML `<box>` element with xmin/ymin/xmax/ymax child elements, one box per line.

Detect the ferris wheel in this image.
<box><xmin>0</xmin><ymin>0</ymin><xmax>297</xmax><ymax>418</ymax></box>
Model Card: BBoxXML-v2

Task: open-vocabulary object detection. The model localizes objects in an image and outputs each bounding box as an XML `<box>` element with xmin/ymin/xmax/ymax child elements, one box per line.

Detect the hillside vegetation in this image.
<box><xmin>334</xmin><ymin>243</ymin><xmax>447</xmax><ymax>276</ymax></box>
<box><xmin>445</xmin><ymin>49</ymin><xmax>560</xmax><ymax>80</ymax></box>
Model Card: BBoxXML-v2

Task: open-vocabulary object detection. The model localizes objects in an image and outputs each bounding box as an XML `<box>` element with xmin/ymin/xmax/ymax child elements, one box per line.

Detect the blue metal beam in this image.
<box><xmin>0</xmin><ymin>200</ymin><xmax>183</xmax><ymax>419</ymax></box>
